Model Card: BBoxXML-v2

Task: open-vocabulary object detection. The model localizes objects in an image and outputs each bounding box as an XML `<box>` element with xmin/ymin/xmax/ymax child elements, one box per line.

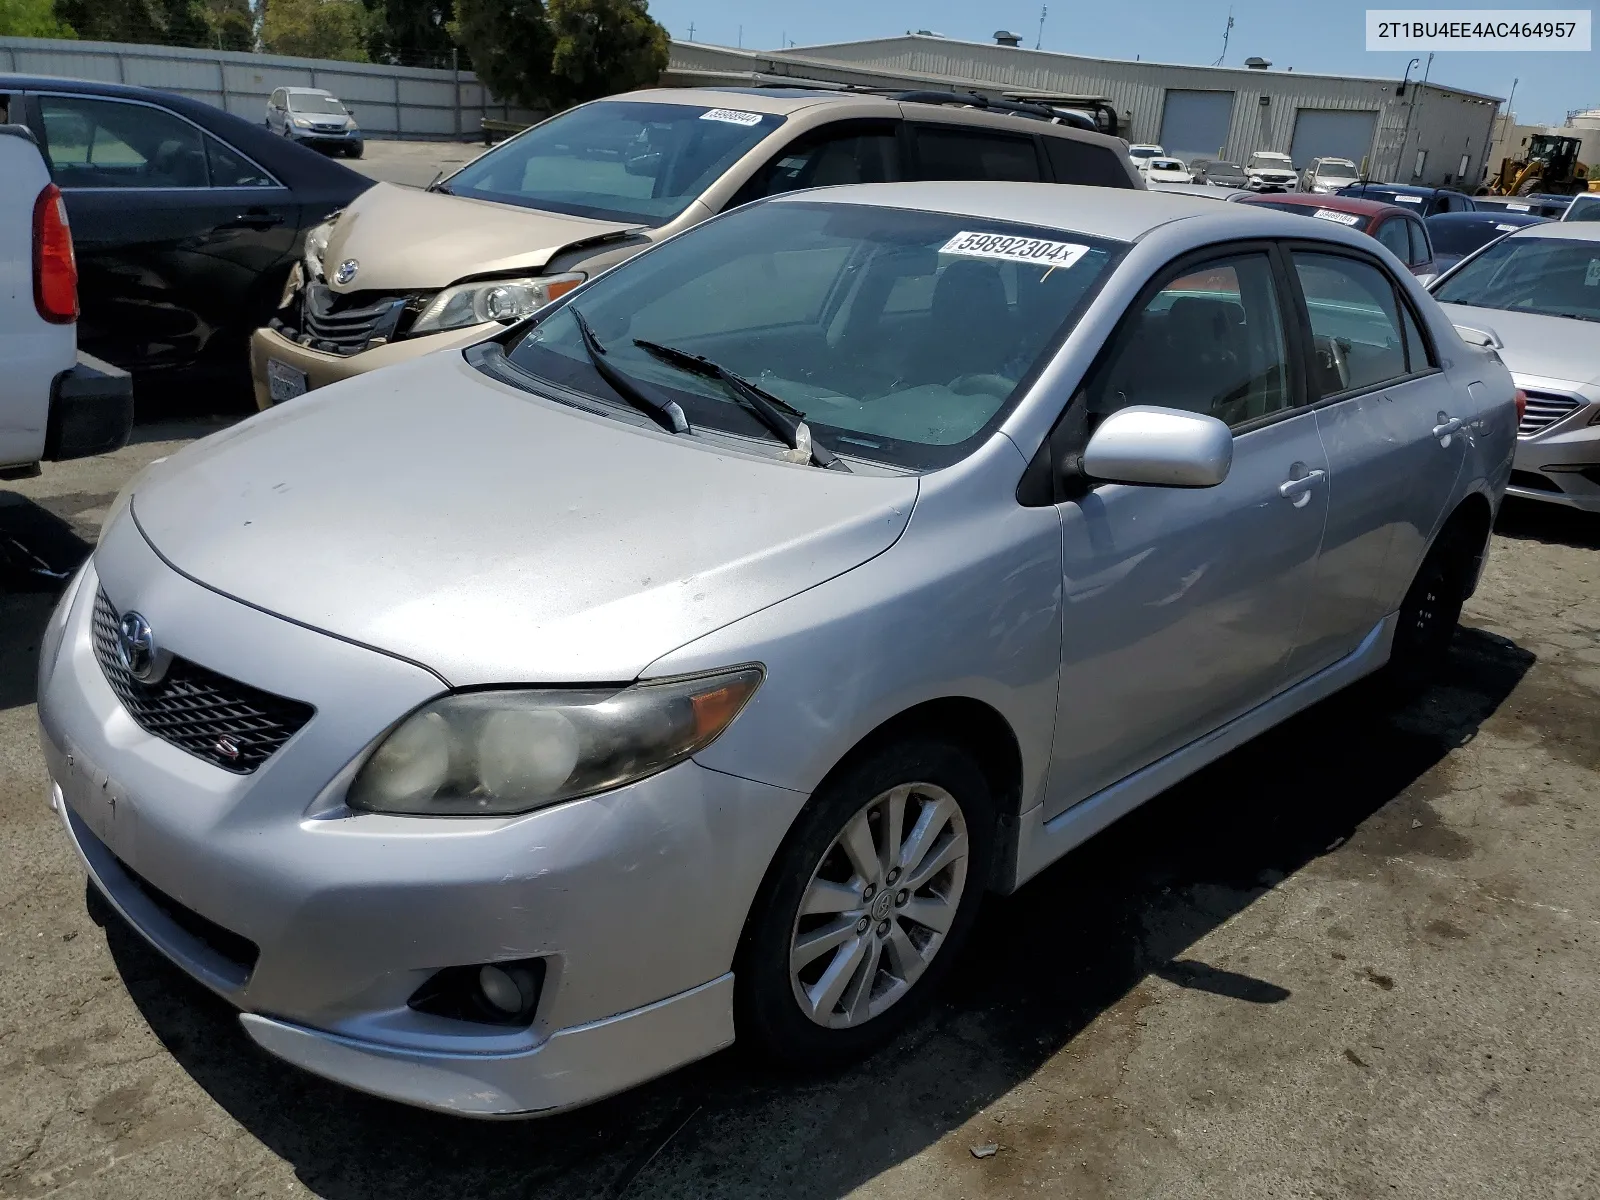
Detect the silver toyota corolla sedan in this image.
<box><xmin>1431</xmin><ymin>222</ymin><xmax>1600</xmax><ymax>513</ymax></box>
<box><xmin>37</xmin><ymin>183</ymin><xmax>1515</xmax><ymax>1118</ymax></box>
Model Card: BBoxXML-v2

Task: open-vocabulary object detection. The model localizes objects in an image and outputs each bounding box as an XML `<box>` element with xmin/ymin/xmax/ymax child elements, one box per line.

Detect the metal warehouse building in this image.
<box><xmin>666</xmin><ymin>34</ymin><xmax>1502</xmax><ymax>189</ymax></box>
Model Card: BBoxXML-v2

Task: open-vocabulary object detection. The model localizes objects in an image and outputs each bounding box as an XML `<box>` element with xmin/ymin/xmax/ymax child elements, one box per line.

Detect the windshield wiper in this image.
<box><xmin>570</xmin><ymin>309</ymin><xmax>689</xmax><ymax>434</ymax></box>
<box><xmin>631</xmin><ymin>338</ymin><xmax>848</xmax><ymax>470</ymax></box>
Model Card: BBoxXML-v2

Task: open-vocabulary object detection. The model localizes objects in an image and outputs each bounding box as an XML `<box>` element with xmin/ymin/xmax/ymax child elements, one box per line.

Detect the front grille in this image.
<box><xmin>270</xmin><ymin>282</ymin><xmax>413</xmax><ymax>356</ymax></box>
<box><xmin>91</xmin><ymin>590</ymin><xmax>314</xmax><ymax>774</ymax></box>
<box><xmin>1519</xmin><ymin>389</ymin><xmax>1584</xmax><ymax>437</ymax></box>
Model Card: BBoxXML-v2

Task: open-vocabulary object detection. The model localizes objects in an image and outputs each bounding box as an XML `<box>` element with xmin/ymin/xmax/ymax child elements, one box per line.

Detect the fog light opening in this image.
<box><xmin>407</xmin><ymin>958</ymin><xmax>545</xmax><ymax>1027</ymax></box>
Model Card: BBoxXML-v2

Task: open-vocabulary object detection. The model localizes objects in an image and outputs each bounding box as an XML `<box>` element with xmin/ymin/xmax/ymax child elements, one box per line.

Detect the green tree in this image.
<box><xmin>261</xmin><ymin>0</ymin><xmax>369</xmax><ymax>60</ymax></box>
<box><xmin>54</xmin><ymin>0</ymin><xmax>209</xmax><ymax>45</ymax></box>
<box><xmin>545</xmin><ymin>0</ymin><xmax>667</xmax><ymax>109</ymax></box>
<box><xmin>203</xmin><ymin>0</ymin><xmax>254</xmax><ymax>49</ymax></box>
<box><xmin>450</xmin><ymin>0</ymin><xmax>552</xmax><ymax>107</ymax></box>
<box><xmin>451</xmin><ymin>0</ymin><xmax>666</xmax><ymax>110</ymax></box>
<box><xmin>0</xmin><ymin>0</ymin><xmax>76</xmax><ymax>37</ymax></box>
<box><xmin>362</xmin><ymin>0</ymin><xmax>455</xmax><ymax>66</ymax></box>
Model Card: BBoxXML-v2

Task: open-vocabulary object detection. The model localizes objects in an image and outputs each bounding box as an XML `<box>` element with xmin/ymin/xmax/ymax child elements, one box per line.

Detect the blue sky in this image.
<box><xmin>650</xmin><ymin>0</ymin><xmax>1596</xmax><ymax>125</ymax></box>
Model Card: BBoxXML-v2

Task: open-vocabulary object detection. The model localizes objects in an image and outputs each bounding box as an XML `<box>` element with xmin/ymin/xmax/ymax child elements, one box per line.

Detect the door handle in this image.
<box><xmin>220</xmin><ymin>210</ymin><xmax>285</xmax><ymax>230</ymax></box>
<box><xmin>1278</xmin><ymin>468</ymin><xmax>1326</xmax><ymax>506</ymax></box>
<box><xmin>1432</xmin><ymin>415</ymin><xmax>1464</xmax><ymax>440</ymax></box>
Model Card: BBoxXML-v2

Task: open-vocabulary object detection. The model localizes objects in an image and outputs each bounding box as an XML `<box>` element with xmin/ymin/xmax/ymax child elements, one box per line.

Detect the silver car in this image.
<box><xmin>1432</xmin><ymin>222</ymin><xmax>1600</xmax><ymax>512</ymax></box>
<box><xmin>37</xmin><ymin>183</ymin><xmax>1514</xmax><ymax>1118</ymax></box>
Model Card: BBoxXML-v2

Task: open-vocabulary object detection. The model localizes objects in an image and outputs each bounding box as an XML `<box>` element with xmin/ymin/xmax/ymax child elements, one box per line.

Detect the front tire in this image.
<box><xmin>345</xmin><ymin>142</ymin><xmax>364</xmax><ymax>159</ymax></box>
<box><xmin>734</xmin><ymin>738</ymin><xmax>994</xmax><ymax>1067</ymax></box>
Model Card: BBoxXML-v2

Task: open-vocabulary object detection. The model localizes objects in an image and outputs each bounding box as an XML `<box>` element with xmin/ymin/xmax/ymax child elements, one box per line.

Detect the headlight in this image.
<box><xmin>346</xmin><ymin>116</ymin><xmax>358</xmax><ymax>130</ymax></box>
<box><xmin>303</xmin><ymin>218</ymin><xmax>335</xmax><ymax>281</ymax></box>
<box><xmin>293</xmin><ymin>117</ymin><xmax>312</xmax><ymax>128</ymax></box>
<box><xmin>409</xmin><ymin>273</ymin><xmax>586</xmax><ymax>334</ymax></box>
<box><xmin>347</xmin><ymin>667</ymin><xmax>763</xmax><ymax>817</ymax></box>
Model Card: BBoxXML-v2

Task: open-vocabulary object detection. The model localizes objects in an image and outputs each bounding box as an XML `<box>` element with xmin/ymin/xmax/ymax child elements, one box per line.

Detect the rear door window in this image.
<box><xmin>1406</xmin><ymin>219</ymin><xmax>1432</xmax><ymax>267</ymax></box>
<box><xmin>1292</xmin><ymin>252</ymin><xmax>1411</xmax><ymax>396</ymax></box>
<box><xmin>1043</xmin><ymin>136</ymin><xmax>1134</xmax><ymax>188</ymax></box>
<box><xmin>911</xmin><ymin>125</ymin><xmax>1042</xmax><ymax>182</ymax></box>
<box><xmin>1374</xmin><ymin>217</ymin><xmax>1411</xmax><ymax>262</ymax></box>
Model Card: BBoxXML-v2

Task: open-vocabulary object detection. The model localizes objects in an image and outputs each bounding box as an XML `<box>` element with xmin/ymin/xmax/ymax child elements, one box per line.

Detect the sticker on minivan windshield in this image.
<box><xmin>699</xmin><ymin>108</ymin><xmax>764</xmax><ymax>126</ymax></box>
<box><xmin>1312</xmin><ymin>209</ymin><xmax>1363</xmax><ymax>226</ymax></box>
<box><xmin>939</xmin><ymin>231</ymin><xmax>1090</xmax><ymax>268</ymax></box>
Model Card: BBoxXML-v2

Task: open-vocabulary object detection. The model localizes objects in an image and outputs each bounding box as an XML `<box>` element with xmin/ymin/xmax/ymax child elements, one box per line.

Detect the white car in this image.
<box><xmin>1127</xmin><ymin>143</ymin><xmax>1165</xmax><ymax>173</ymax></box>
<box><xmin>1302</xmin><ymin>157</ymin><xmax>1361</xmax><ymax>194</ymax></box>
<box><xmin>1144</xmin><ymin>157</ymin><xmax>1193</xmax><ymax>185</ymax></box>
<box><xmin>1245</xmin><ymin>151</ymin><xmax>1298</xmax><ymax>192</ymax></box>
<box><xmin>1562</xmin><ymin>193</ymin><xmax>1600</xmax><ymax>222</ymax></box>
<box><xmin>0</xmin><ymin>123</ymin><xmax>130</xmax><ymax>482</ymax></box>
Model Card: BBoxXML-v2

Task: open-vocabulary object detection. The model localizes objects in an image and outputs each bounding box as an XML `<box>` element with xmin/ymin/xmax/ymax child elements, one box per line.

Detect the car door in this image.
<box><xmin>1284</xmin><ymin>246</ymin><xmax>1465</xmax><ymax>680</ymax></box>
<box><xmin>1041</xmin><ymin>246</ymin><xmax>1330</xmax><ymax>816</ymax></box>
<box><xmin>32</xmin><ymin>91</ymin><xmax>297</xmax><ymax>372</ymax></box>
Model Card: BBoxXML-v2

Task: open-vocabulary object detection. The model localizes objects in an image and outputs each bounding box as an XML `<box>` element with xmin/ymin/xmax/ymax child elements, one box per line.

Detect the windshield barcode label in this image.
<box><xmin>700</xmin><ymin>108</ymin><xmax>764</xmax><ymax>126</ymax></box>
<box><xmin>1312</xmin><ymin>209</ymin><xmax>1363</xmax><ymax>226</ymax></box>
<box><xmin>940</xmin><ymin>232</ymin><xmax>1090</xmax><ymax>268</ymax></box>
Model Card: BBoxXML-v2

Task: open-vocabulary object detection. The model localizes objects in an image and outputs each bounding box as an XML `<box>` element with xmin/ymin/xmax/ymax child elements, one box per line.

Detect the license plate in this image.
<box><xmin>266</xmin><ymin>359</ymin><xmax>308</xmax><ymax>404</ymax></box>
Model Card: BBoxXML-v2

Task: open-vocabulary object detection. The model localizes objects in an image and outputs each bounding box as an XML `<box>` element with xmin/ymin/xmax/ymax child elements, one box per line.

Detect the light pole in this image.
<box><xmin>1393</xmin><ymin>57</ymin><xmax>1421</xmax><ymax>180</ymax></box>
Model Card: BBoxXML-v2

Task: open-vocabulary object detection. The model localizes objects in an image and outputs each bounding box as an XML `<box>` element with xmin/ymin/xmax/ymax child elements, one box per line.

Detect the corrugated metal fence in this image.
<box><xmin>0</xmin><ymin>36</ymin><xmax>542</xmax><ymax>139</ymax></box>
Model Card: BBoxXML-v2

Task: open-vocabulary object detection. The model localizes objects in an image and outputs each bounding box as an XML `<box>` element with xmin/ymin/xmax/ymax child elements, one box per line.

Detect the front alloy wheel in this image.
<box><xmin>736</xmin><ymin>738</ymin><xmax>993</xmax><ymax>1066</ymax></box>
<box><xmin>790</xmin><ymin>783</ymin><xmax>969</xmax><ymax>1028</ymax></box>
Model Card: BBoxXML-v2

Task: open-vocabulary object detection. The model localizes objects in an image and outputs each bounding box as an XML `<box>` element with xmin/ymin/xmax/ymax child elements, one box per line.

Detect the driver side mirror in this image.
<box><xmin>1081</xmin><ymin>405</ymin><xmax>1233</xmax><ymax>488</ymax></box>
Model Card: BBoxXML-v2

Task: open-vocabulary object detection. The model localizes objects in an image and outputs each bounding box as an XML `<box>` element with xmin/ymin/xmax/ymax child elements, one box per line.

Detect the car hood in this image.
<box><xmin>127</xmin><ymin>353</ymin><xmax>919</xmax><ymax>685</ymax></box>
<box><xmin>1435</xmin><ymin>303</ymin><xmax>1600</xmax><ymax>386</ymax></box>
<box><xmin>322</xmin><ymin>182</ymin><xmax>644</xmax><ymax>294</ymax></box>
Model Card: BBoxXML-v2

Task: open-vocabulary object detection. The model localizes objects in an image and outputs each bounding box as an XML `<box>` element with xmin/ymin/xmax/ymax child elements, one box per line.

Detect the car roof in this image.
<box><xmin>1426</xmin><ymin>210</ymin><xmax>1545</xmax><ymax>227</ymax></box>
<box><xmin>1506</xmin><ymin>221</ymin><xmax>1600</xmax><ymax>242</ymax></box>
<box><xmin>285</xmin><ymin>87</ymin><xmax>335</xmax><ymax>96</ymax></box>
<box><xmin>1249</xmin><ymin>151</ymin><xmax>1292</xmax><ymax>158</ymax></box>
<box><xmin>767</xmin><ymin>180</ymin><xmax>1405</xmax><ymax>246</ymax></box>
<box><xmin>1240</xmin><ymin>192</ymin><xmax>1407</xmax><ymax>218</ymax></box>
<box><xmin>1346</xmin><ymin>181</ymin><xmax>1456</xmax><ymax>197</ymax></box>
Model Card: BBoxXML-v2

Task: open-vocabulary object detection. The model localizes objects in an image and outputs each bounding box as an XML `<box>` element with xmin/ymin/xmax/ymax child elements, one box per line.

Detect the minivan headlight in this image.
<box><xmin>410</xmin><ymin>273</ymin><xmax>586</xmax><ymax>334</ymax></box>
<box><xmin>303</xmin><ymin>218</ymin><xmax>335</xmax><ymax>281</ymax></box>
<box><xmin>347</xmin><ymin>668</ymin><xmax>763</xmax><ymax>817</ymax></box>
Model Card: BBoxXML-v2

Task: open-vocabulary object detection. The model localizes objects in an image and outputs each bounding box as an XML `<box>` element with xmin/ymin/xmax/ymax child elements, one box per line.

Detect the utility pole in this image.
<box><xmin>1408</xmin><ymin>51</ymin><xmax>1435</xmax><ymax>180</ymax></box>
<box><xmin>1481</xmin><ymin>77</ymin><xmax>1516</xmax><ymax>186</ymax></box>
<box><xmin>1035</xmin><ymin>6</ymin><xmax>1047</xmax><ymax>50</ymax></box>
<box><xmin>738</xmin><ymin>24</ymin><xmax>743</xmax><ymax>48</ymax></box>
<box><xmin>1213</xmin><ymin>7</ymin><xmax>1233</xmax><ymax>66</ymax></box>
<box><xmin>687</xmin><ymin>21</ymin><xmax>695</xmax><ymax>42</ymax></box>
<box><xmin>1393</xmin><ymin>56</ymin><xmax>1421</xmax><ymax>181</ymax></box>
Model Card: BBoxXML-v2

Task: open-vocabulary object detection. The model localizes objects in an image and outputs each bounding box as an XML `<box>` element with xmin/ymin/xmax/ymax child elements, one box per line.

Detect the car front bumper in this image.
<box><xmin>37</xmin><ymin>525</ymin><xmax>807</xmax><ymax>1116</ymax></box>
<box><xmin>1508</xmin><ymin>378</ymin><xmax>1600</xmax><ymax>513</ymax></box>
<box><xmin>248</xmin><ymin>322</ymin><xmax>499</xmax><ymax>410</ymax></box>
<box><xmin>288</xmin><ymin>128</ymin><xmax>361</xmax><ymax>147</ymax></box>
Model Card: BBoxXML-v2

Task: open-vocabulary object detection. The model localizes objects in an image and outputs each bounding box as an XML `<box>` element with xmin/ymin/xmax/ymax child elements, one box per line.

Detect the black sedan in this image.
<box><xmin>1424</xmin><ymin>210</ymin><xmax>1550</xmax><ymax>275</ymax></box>
<box><xmin>1336</xmin><ymin>181</ymin><xmax>1477</xmax><ymax>217</ymax></box>
<box><xmin>0</xmin><ymin>75</ymin><xmax>372</xmax><ymax>383</ymax></box>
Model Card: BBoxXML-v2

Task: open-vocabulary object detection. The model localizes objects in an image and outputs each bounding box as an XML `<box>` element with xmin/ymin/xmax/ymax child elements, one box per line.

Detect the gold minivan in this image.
<box><xmin>250</xmin><ymin>86</ymin><xmax>1142</xmax><ymax>409</ymax></box>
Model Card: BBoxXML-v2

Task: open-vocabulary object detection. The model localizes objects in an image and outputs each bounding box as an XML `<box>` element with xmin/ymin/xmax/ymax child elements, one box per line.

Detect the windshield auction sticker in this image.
<box><xmin>699</xmin><ymin>108</ymin><xmax>764</xmax><ymax>126</ymax></box>
<box><xmin>940</xmin><ymin>232</ymin><xmax>1090</xmax><ymax>268</ymax></box>
<box><xmin>1313</xmin><ymin>209</ymin><xmax>1364</xmax><ymax>225</ymax></box>
<box><xmin>1367</xmin><ymin>9</ymin><xmax>1590</xmax><ymax>50</ymax></box>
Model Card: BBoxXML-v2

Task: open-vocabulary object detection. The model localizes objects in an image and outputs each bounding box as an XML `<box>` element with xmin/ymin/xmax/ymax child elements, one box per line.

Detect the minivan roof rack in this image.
<box><xmin>736</xmin><ymin>79</ymin><xmax>1101</xmax><ymax>131</ymax></box>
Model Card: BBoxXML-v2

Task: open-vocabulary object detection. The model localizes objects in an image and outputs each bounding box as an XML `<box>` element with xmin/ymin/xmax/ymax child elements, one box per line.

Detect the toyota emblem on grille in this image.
<box><xmin>334</xmin><ymin>258</ymin><xmax>359</xmax><ymax>285</ymax></box>
<box><xmin>115</xmin><ymin>612</ymin><xmax>157</xmax><ymax>681</ymax></box>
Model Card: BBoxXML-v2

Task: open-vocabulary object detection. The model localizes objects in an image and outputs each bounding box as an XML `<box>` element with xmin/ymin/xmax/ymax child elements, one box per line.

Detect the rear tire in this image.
<box><xmin>734</xmin><ymin>738</ymin><xmax>995</xmax><ymax>1068</ymax></box>
<box><xmin>1378</xmin><ymin>523</ymin><xmax>1478</xmax><ymax>698</ymax></box>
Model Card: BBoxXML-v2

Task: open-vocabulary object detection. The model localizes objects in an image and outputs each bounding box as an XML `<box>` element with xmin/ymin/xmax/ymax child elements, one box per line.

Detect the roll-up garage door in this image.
<box><xmin>1158</xmin><ymin>90</ymin><xmax>1236</xmax><ymax>162</ymax></box>
<box><xmin>1289</xmin><ymin>109</ymin><xmax>1379</xmax><ymax>169</ymax></box>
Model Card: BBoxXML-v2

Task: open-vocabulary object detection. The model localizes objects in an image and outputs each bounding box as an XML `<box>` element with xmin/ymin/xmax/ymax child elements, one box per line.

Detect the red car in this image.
<box><xmin>1238</xmin><ymin>192</ymin><xmax>1438</xmax><ymax>279</ymax></box>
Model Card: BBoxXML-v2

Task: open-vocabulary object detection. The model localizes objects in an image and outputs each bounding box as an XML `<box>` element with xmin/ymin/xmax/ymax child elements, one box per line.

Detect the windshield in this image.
<box><xmin>1433</xmin><ymin>236</ymin><xmax>1600</xmax><ymax>321</ymax></box>
<box><xmin>498</xmin><ymin>200</ymin><xmax>1124</xmax><ymax>469</ymax></box>
<box><xmin>1149</xmin><ymin>160</ymin><xmax>1185</xmax><ymax>171</ymax></box>
<box><xmin>1316</xmin><ymin>161</ymin><xmax>1359</xmax><ymax>179</ymax></box>
<box><xmin>289</xmin><ymin>94</ymin><xmax>346</xmax><ymax>115</ymax></box>
<box><xmin>1207</xmin><ymin>162</ymin><xmax>1246</xmax><ymax>178</ymax></box>
<box><xmin>442</xmin><ymin>100</ymin><xmax>783</xmax><ymax>226</ymax></box>
<box><xmin>1567</xmin><ymin>197</ymin><xmax>1600</xmax><ymax>222</ymax></box>
<box><xmin>1249</xmin><ymin>155</ymin><xmax>1291</xmax><ymax>170</ymax></box>
<box><xmin>1129</xmin><ymin>147</ymin><xmax>1160</xmax><ymax>159</ymax></box>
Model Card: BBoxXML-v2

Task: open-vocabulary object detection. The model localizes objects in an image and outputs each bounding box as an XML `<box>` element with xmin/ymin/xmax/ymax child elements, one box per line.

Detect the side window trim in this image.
<box><xmin>31</xmin><ymin>90</ymin><xmax>284</xmax><ymax>191</ymax></box>
<box><xmin>1279</xmin><ymin>239</ymin><xmax>1442</xmax><ymax>409</ymax></box>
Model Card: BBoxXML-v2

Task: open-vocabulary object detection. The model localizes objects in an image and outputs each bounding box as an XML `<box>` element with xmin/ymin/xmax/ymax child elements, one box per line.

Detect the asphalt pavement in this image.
<box><xmin>2</xmin><ymin>430</ymin><xmax>1598</xmax><ymax>1199</ymax></box>
<box><xmin>345</xmin><ymin>138</ymin><xmax>491</xmax><ymax>189</ymax></box>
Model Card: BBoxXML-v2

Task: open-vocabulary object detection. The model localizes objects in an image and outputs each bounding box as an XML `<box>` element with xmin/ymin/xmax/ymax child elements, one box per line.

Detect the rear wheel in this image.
<box><xmin>1379</xmin><ymin>524</ymin><xmax>1478</xmax><ymax>697</ymax></box>
<box><xmin>735</xmin><ymin>738</ymin><xmax>994</xmax><ymax>1066</ymax></box>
